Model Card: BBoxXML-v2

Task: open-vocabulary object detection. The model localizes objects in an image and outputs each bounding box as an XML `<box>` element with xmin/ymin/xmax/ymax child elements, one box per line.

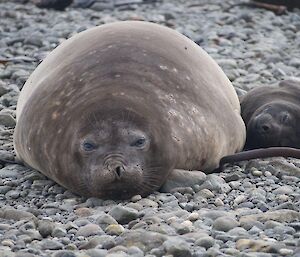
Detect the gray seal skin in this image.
<box><xmin>241</xmin><ymin>79</ymin><xmax>300</xmax><ymax>150</ymax></box>
<box><xmin>14</xmin><ymin>21</ymin><xmax>245</xmax><ymax>199</ymax></box>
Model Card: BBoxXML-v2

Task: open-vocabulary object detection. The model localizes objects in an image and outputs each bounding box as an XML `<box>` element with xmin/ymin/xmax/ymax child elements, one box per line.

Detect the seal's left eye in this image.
<box><xmin>280</xmin><ymin>112</ymin><xmax>290</xmax><ymax>124</ymax></box>
<box><xmin>82</xmin><ymin>142</ymin><xmax>96</xmax><ymax>151</ymax></box>
<box><xmin>131</xmin><ymin>138</ymin><xmax>146</xmax><ymax>148</ymax></box>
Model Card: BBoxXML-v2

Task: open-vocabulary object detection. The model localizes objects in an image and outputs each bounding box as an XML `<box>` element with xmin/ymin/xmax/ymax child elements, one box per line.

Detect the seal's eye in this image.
<box><xmin>280</xmin><ymin>112</ymin><xmax>290</xmax><ymax>124</ymax></box>
<box><xmin>82</xmin><ymin>142</ymin><xmax>96</xmax><ymax>151</ymax></box>
<box><xmin>131</xmin><ymin>138</ymin><xmax>146</xmax><ymax>148</ymax></box>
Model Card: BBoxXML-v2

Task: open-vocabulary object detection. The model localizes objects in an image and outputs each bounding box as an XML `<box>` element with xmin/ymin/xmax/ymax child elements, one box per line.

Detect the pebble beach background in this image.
<box><xmin>0</xmin><ymin>0</ymin><xmax>300</xmax><ymax>256</ymax></box>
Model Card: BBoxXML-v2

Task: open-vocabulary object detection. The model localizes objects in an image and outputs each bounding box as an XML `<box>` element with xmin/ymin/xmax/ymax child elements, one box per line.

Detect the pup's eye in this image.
<box><xmin>280</xmin><ymin>112</ymin><xmax>290</xmax><ymax>124</ymax></box>
<box><xmin>82</xmin><ymin>142</ymin><xmax>96</xmax><ymax>151</ymax></box>
<box><xmin>131</xmin><ymin>138</ymin><xmax>146</xmax><ymax>148</ymax></box>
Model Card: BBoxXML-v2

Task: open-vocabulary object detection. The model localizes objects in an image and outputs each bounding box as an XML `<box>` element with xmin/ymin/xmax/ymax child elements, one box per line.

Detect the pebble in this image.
<box><xmin>108</xmin><ymin>205</ymin><xmax>139</xmax><ymax>225</ymax></box>
<box><xmin>40</xmin><ymin>239</ymin><xmax>64</xmax><ymax>250</ymax></box>
<box><xmin>105</xmin><ymin>224</ymin><xmax>125</xmax><ymax>236</ymax></box>
<box><xmin>213</xmin><ymin>216</ymin><xmax>239</xmax><ymax>232</ymax></box>
<box><xmin>38</xmin><ymin>220</ymin><xmax>55</xmax><ymax>238</ymax></box>
<box><xmin>163</xmin><ymin>237</ymin><xmax>192</xmax><ymax>257</ymax></box>
<box><xmin>76</xmin><ymin>224</ymin><xmax>103</xmax><ymax>237</ymax></box>
<box><xmin>0</xmin><ymin>112</ymin><xmax>15</xmax><ymax>127</ymax></box>
<box><xmin>195</xmin><ymin>236</ymin><xmax>215</xmax><ymax>249</ymax></box>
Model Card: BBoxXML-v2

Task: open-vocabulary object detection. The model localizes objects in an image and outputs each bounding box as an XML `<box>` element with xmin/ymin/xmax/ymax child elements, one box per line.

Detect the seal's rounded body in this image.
<box><xmin>14</xmin><ymin>21</ymin><xmax>245</xmax><ymax>198</ymax></box>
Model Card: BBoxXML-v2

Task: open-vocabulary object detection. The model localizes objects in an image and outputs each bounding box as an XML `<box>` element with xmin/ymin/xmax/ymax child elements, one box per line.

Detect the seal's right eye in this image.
<box><xmin>131</xmin><ymin>138</ymin><xmax>146</xmax><ymax>148</ymax></box>
<box><xmin>82</xmin><ymin>142</ymin><xmax>96</xmax><ymax>151</ymax></box>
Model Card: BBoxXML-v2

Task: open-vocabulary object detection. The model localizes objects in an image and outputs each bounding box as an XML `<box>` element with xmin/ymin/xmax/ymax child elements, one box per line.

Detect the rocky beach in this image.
<box><xmin>0</xmin><ymin>0</ymin><xmax>300</xmax><ymax>256</ymax></box>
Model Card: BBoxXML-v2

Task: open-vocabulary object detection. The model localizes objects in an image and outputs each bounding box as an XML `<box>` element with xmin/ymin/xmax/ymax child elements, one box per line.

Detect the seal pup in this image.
<box><xmin>242</xmin><ymin>79</ymin><xmax>300</xmax><ymax>150</ymax></box>
<box><xmin>14</xmin><ymin>21</ymin><xmax>245</xmax><ymax>199</ymax></box>
<box><xmin>219</xmin><ymin>79</ymin><xmax>300</xmax><ymax>168</ymax></box>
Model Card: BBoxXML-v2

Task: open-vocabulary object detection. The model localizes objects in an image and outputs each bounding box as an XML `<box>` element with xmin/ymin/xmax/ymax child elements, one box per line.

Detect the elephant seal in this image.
<box><xmin>219</xmin><ymin>79</ymin><xmax>300</xmax><ymax>168</ymax></box>
<box><xmin>14</xmin><ymin>21</ymin><xmax>245</xmax><ymax>199</ymax></box>
<box><xmin>242</xmin><ymin>79</ymin><xmax>300</xmax><ymax>150</ymax></box>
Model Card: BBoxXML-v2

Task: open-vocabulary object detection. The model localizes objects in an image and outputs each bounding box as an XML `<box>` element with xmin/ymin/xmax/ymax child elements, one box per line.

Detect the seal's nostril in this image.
<box><xmin>262</xmin><ymin>124</ymin><xmax>270</xmax><ymax>132</ymax></box>
<box><xmin>115</xmin><ymin>166</ymin><xmax>122</xmax><ymax>177</ymax></box>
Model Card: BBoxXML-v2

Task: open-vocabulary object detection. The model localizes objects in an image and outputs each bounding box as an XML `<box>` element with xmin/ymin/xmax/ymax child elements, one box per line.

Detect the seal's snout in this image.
<box><xmin>112</xmin><ymin>164</ymin><xmax>125</xmax><ymax>179</ymax></box>
<box><xmin>259</xmin><ymin>123</ymin><xmax>271</xmax><ymax>133</ymax></box>
<box><xmin>115</xmin><ymin>166</ymin><xmax>122</xmax><ymax>177</ymax></box>
<box><xmin>254</xmin><ymin>115</ymin><xmax>273</xmax><ymax>134</ymax></box>
<box><xmin>105</xmin><ymin>158</ymin><xmax>126</xmax><ymax>179</ymax></box>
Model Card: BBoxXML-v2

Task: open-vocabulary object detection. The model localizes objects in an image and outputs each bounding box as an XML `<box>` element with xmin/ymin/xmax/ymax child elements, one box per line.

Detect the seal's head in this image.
<box><xmin>245</xmin><ymin>101</ymin><xmax>300</xmax><ymax>149</ymax></box>
<box><xmin>56</xmin><ymin>100</ymin><xmax>175</xmax><ymax>199</ymax></box>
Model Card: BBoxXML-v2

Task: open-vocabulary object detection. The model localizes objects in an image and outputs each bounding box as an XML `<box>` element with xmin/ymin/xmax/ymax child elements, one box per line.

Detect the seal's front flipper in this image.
<box><xmin>160</xmin><ymin>169</ymin><xmax>206</xmax><ymax>193</ymax></box>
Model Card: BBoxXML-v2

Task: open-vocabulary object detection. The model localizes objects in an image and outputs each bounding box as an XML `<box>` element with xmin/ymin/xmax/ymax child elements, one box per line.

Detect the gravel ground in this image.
<box><xmin>0</xmin><ymin>0</ymin><xmax>300</xmax><ymax>256</ymax></box>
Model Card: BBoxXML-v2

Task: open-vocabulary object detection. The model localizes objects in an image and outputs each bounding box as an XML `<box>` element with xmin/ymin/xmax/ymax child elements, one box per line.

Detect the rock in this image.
<box><xmin>0</xmin><ymin>207</ymin><xmax>36</xmax><ymax>221</ymax></box>
<box><xmin>163</xmin><ymin>237</ymin><xmax>192</xmax><ymax>257</ymax></box>
<box><xmin>96</xmin><ymin>213</ymin><xmax>118</xmax><ymax>230</ymax></box>
<box><xmin>0</xmin><ymin>112</ymin><xmax>15</xmax><ymax>127</ymax></box>
<box><xmin>160</xmin><ymin>169</ymin><xmax>206</xmax><ymax>193</ymax></box>
<box><xmin>76</xmin><ymin>224</ymin><xmax>103</xmax><ymax>237</ymax></box>
<box><xmin>52</xmin><ymin>251</ymin><xmax>77</xmax><ymax>257</ymax></box>
<box><xmin>79</xmin><ymin>235</ymin><xmax>115</xmax><ymax>250</ymax></box>
<box><xmin>239</xmin><ymin>210</ymin><xmax>300</xmax><ymax>223</ymax></box>
<box><xmin>85</xmin><ymin>249</ymin><xmax>108</xmax><ymax>257</ymax></box>
<box><xmin>74</xmin><ymin>207</ymin><xmax>93</xmax><ymax>217</ymax></box>
<box><xmin>38</xmin><ymin>220</ymin><xmax>55</xmax><ymax>238</ymax></box>
<box><xmin>273</xmin><ymin>185</ymin><xmax>294</xmax><ymax>195</ymax></box>
<box><xmin>212</xmin><ymin>216</ymin><xmax>239</xmax><ymax>232</ymax></box>
<box><xmin>116</xmin><ymin>230</ymin><xmax>167</xmax><ymax>252</ymax></box>
<box><xmin>52</xmin><ymin>227</ymin><xmax>67</xmax><ymax>238</ymax></box>
<box><xmin>236</xmin><ymin>239</ymin><xmax>283</xmax><ymax>253</ymax></box>
<box><xmin>199</xmin><ymin>174</ymin><xmax>231</xmax><ymax>193</ymax></box>
<box><xmin>40</xmin><ymin>239</ymin><xmax>64</xmax><ymax>250</ymax></box>
<box><xmin>108</xmin><ymin>205</ymin><xmax>139</xmax><ymax>225</ymax></box>
<box><xmin>105</xmin><ymin>224</ymin><xmax>125</xmax><ymax>236</ymax></box>
<box><xmin>195</xmin><ymin>236</ymin><xmax>215</xmax><ymax>249</ymax></box>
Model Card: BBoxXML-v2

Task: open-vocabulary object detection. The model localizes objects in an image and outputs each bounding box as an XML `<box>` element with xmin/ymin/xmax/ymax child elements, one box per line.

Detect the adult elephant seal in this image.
<box><xmin>14</xmin><ymin>21</ymin><xmax>245</xmax><ymax>199</ymax></box>
<box><xmin>242</xmin><ymin>79</ymin><xmax>300</xmax><ymax>150</ymax></box>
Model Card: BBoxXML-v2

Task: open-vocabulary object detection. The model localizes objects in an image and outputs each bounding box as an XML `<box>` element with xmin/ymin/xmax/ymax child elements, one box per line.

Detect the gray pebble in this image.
<box><xmin>40</xmin><ymin>239</ymin><xmax>64</xmax><ymax>250</ymax></box>
<box><xmin>108</xmin><ymin>205</ymin><xmax>139</xmax><ymax>225</ymax></box>
<box><xmin>76</xmin><ymin>224</ymin><xmax>103</xmax><ymax>237</ymax></box>
<box><xmin>212</xmin><ymin>216</ymin><xmax>239</xmax><ymax>232</ymax></box>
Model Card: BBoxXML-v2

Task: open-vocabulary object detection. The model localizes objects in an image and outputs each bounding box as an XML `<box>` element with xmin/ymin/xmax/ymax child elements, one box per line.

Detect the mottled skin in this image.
<box><xmin>242</xmin><ymin>80</ymin><xmax>300</xmax><ymax>150</ymax></box>
<box><xmin>14</xmin><ymin>21</ymin><xmax>245</xmax><ymax>199</ymax></box>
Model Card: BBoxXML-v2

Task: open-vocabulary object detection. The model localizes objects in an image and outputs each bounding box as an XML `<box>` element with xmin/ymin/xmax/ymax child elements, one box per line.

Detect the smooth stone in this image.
<box><xmin>108</xmin><ymin>205</ymin><xmax>139</xmax><ymax>225</ymax></box>
<box><xmin>212</xmin><ymin>216</ymin><xmax>239</xmax><ymax>232</ymax></box>
<box><xmin>105</xmin><ymin>224</ymin><xmax>125</xmax><ymax>236</ymax></box>
<box><xmin>79</xmin><ymin>235</ymin><xmax>115</xmax><ymax>250</ymax></box>
<box><xmin>239</xmin><ymin>210</ymin><xmax>300</xmax><ymax>223</ymax></box>
<box><xmin>96</xmin><ymin>213</ymin><xmax>118</xmax><ymax>230</ymax></box>
<box><xmin>116</xmin><ymin>230</ymin><xmax>167</xmax><ymax>252</ymax></box>
<box><xmin>51</xmin><ymin>250</ymin><xmax>77</xmax><ymax>257</ymax></box>
<box><xmin>160</xmin><ymin>169</ymin><xmax>206</xmax><ymax>193</ymax></box>
<box><xmin>75</xmin><ymin>207</ymin><xmax>93</xmax><ymax>217</ymax></box>
<box><xmin>76</xmin><ymin>224</ymin><xmax>103</xmax><ymax>237</ymax></box>
<box><xmin>40</xmin><ymin>239</ymin><xmax>64</xmax><ymax>250</ymax></box>
<box><xmin>198</xmin><ymin>174</ymin><xmax>230</xmax><ymax>193</ymax></box>
<box><xmin>0</xmin><ymin>112</ymin><xmax>15</xmax><ymax>127</ymax></box>
<box><xmin>85</xmin><ymin>249</ymin><xmax>108</xmax><ymax>257</ymax></box>
<box><xmin>38</xmin><ymin>220</ymin><xmax>55</xmax><ymax>238</ymax></box>
<box><xmin>0</xmin><ymin>207</ymin><xmax>36</xmax><ymax>221</ymax></box>
<box><xmin>273</xmin><ymin>186</ymin><xmax>294</xmax><ymax>195</ymax></box>
<box><xmin>52</xmin><ymin>227</ymin><xmax>67</xmax><ymax>238</ymax></box>
<box><xmin>195</xmin><ymin>236</ymin><xmax>215</xmax><ymax>249</ymax></box>
<box><xmin>163</xmin><ymin>237</ymin><xmax>192</xmax><ymax>257</ymax></box>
